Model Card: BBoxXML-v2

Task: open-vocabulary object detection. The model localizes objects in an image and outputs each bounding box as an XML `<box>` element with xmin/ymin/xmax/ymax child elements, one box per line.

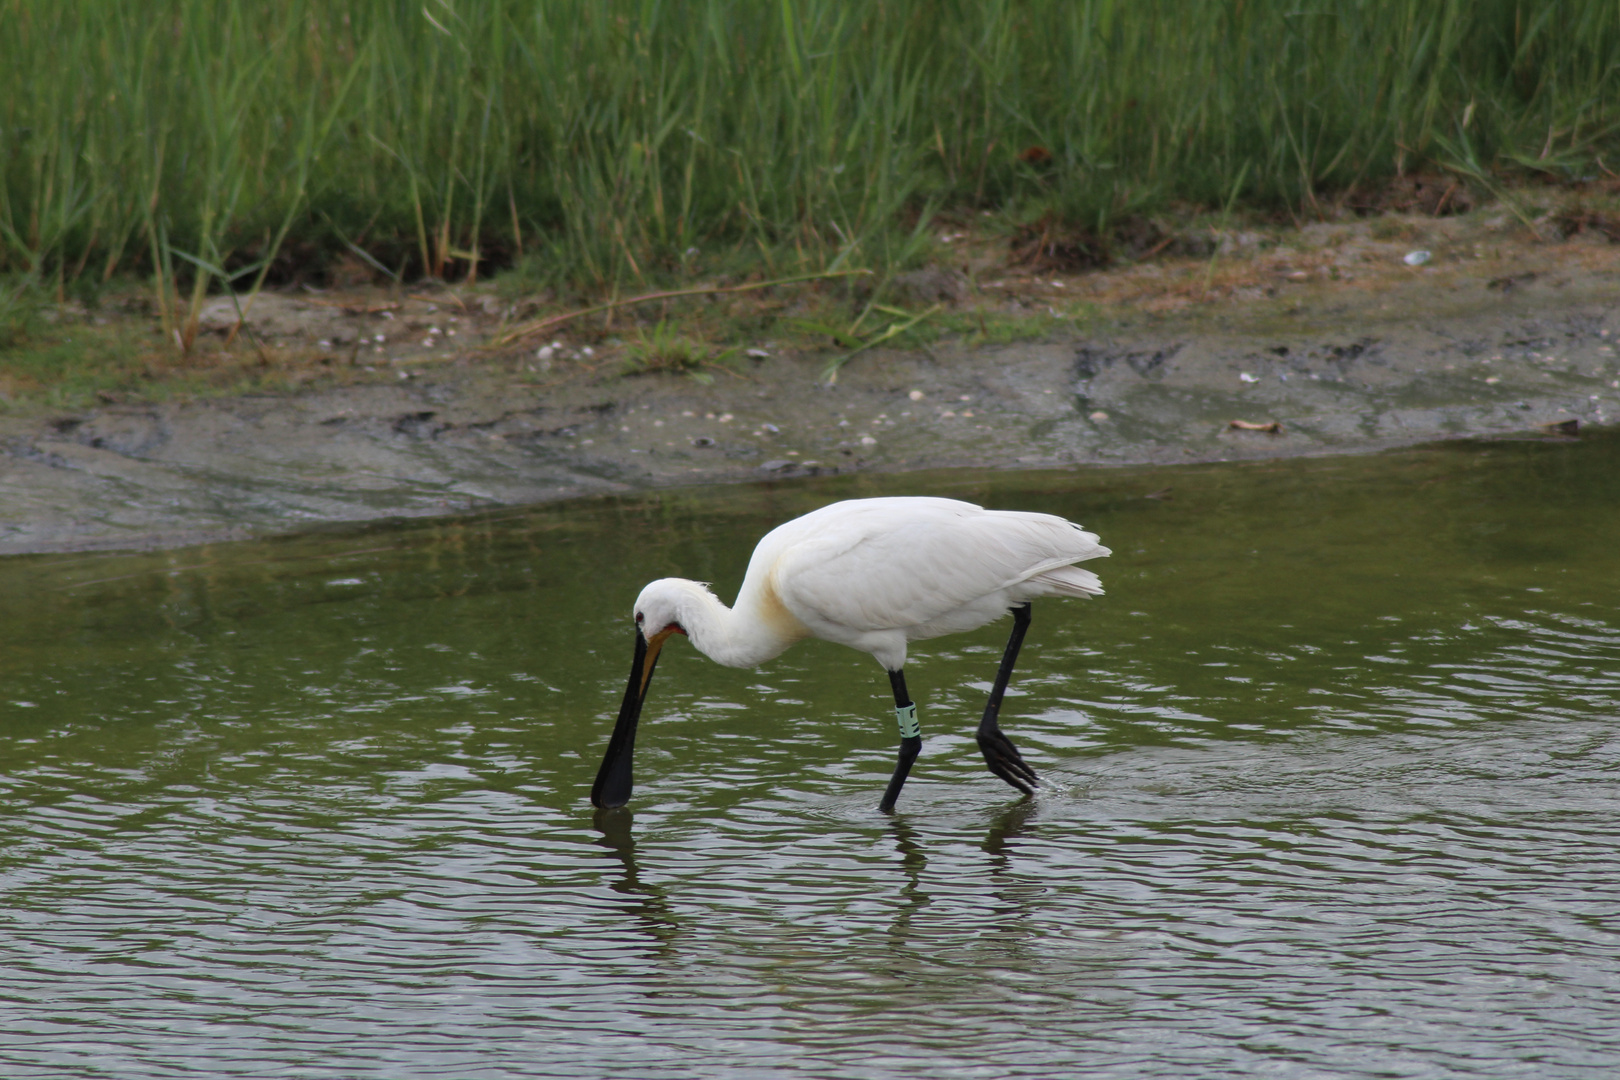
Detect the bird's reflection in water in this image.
<box><xmin>883</xmin><ymin>815</ymin><xmax>933</xmax><ymax>971</ymax></box>
<box><xmin>981</xmin><ymin>798</ymin><xmax>1039</xmax><ymax>871</ymax></box>
<box><xmin>881</xmin><ymin>799</ymin><xmax>1047</xmax><ymax>979</ymax></box>
<box><xmin>978</xmin><ymin>798</ymin><xmax>1045</xmax><ymax>964</ymax></box>
<box><xmin>889</xmin><ymin>816</ymin><xmax>932</xmax><ymax>904</ymax></box>
<box><xmin>592</xmin><ymin>807</ymin><xmax>680</xmax><ymax>955</ymax></box>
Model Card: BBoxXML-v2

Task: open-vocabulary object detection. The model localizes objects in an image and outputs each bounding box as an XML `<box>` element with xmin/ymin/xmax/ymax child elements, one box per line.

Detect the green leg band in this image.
<box><xmin>895</xmin><ymin>703</ymin><xmax>920</xmax><ymax>740</ymax></box>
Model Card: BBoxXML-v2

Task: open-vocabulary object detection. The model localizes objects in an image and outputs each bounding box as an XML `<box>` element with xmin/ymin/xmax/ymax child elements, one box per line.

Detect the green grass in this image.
<box><xmin>621</xmin><ymin>319</ymin><xmax>738</xmax><ymax>380</ymax></box>
<box><xmin>0</xmin><ymin>319</ymin><xmax>171</xmax><ymax>409</ymax></box>
<box><xmin>3</xmin><ymin>0</ymin><xmax>1619</xmax><ymax>310</ymax></box>
<box><xmin>930</xmin><ymin>307</ymin><xmax>1094</xmax><ymax>348</ymax></box>
<box><xmin>0</xmin><ymin>317</ymin><xmax>313</xmax><ymax>411</ymax></box>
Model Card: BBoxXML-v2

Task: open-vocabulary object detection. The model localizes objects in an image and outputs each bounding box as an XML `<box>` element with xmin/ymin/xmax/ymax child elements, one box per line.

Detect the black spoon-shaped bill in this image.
<box><xmin>591</xmin><ymin>628</ymin><xmax>672</xmax><ymax>809</ymax></box>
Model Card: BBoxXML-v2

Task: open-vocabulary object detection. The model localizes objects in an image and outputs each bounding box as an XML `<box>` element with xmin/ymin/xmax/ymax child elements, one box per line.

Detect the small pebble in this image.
<box><xmin>1089</xmin><ymin>410</ymin><xmax>1109</xmax><ymax>421</ymax></box>
<box><xmin>908</xmin><ymin>390</ymin><xmax>925</xmax><ymax>401</ymax></box>
<box><xmin>1404</xmin><ymin>250</ymin><xmax>1432</xmax><ymax>266</ymax></box>
<box><xmin>859</xmin><ymin>436</ymin><xmax>877</xmax><ymax>447</ymax></box>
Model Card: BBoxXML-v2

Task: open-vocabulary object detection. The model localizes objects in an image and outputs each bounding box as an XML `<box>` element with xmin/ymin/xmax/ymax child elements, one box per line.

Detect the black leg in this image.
<box><xmin>879</xmin><ymin>668</ymin><xmax>922</xmax><ymax>813</ymax></box>
<box><xmin>978</xmin><ymin>603</ymin><xmax>1039</xmax><ymax>796</ymax></box>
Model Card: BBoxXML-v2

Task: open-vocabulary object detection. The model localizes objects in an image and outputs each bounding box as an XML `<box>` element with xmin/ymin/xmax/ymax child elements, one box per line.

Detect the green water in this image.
<box><xmin>3</xmin><ymin>432</ymin><xmax>1619</xmax><ymax>1078</ymax></box>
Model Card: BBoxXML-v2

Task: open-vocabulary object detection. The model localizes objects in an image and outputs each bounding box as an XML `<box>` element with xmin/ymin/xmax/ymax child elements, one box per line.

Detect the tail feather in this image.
<box><xmin>1027</xmin><ymin>565</ymin><xmax>1104</xmax><ymax>598</ymax></box>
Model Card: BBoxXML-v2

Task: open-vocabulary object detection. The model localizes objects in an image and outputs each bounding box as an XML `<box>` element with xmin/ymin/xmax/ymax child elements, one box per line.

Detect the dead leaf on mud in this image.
<box><xmin>1540</xmin><ymin>418</ymin><xmax>1580</xmax><ymax>436</ymax></box>
<box><xmin>890</xmin><ymin>268</ymin><xmax>970</xmax><ymax>304</ymax></box>
<box><xmin>1011</xmin><ymin>214</ymin><xmax>1110</xmax><ymax>272</ymax></box>
<box><xmin>1228</xmin><ymin>419</ymin><xmax>1283</xmax><ymax>433</ymax></box>
<box><xmin>1550</xmin><ymin>210</ymin><xmax>1620</xmax><ymax>243</ymax></box>
<box><xmin>1487</xmin><ymin>272</ymin><xmax>1539</xmax><ymax>292</ymax></box>
<box><xmin>1348</xmin><ymin>173</ymin><xmax>1475</xmax><ymax>217</ymax></box>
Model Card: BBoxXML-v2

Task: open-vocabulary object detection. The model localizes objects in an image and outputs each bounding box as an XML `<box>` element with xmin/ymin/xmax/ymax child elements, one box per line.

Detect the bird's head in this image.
<box><xmin>631</xmin><ymin>577</ymin><xmax>700</xmax><ymax>644</ymax></box>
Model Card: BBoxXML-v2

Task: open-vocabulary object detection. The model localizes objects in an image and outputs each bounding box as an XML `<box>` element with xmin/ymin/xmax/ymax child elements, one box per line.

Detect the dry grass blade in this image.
<box><xmin>491</xmin><ymin>269</ymin><xmax>871</xmax><ymax>348</ymax></box>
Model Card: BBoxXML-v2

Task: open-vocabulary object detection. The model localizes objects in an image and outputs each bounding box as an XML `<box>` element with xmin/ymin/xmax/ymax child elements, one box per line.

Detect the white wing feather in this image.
<box><xmin>769</xmin><ymin>497</ymin><xmax>1107</xmax><ymax>633</ymax></box>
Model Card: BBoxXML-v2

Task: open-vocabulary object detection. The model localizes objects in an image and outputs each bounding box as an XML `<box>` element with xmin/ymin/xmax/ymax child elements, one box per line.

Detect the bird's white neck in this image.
<box><xmin>657</xmin><ymin>577</ymin><xmax>808</xmax><ymax>669</ymax></box>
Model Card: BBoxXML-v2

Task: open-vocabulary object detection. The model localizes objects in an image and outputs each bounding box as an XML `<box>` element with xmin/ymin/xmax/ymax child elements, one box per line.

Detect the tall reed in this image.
<box><xmin>2</xmin><ymin>0</ymin><xmax>1617</xmax><ymax>300</ymax></box>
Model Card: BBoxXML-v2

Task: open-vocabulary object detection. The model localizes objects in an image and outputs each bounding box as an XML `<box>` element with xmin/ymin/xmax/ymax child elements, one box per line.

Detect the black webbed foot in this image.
<box><xmin>977</xmin><ymin>725</ymin><xmax>1039</xmax><ymax>796</ymax></box>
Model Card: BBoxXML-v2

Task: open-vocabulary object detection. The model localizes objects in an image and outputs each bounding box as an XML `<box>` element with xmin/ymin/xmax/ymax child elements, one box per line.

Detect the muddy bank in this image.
<box><xmin>3</xmin><ymin>226</ymin><xmax>1617</xmax><ymax>555</ymax></box>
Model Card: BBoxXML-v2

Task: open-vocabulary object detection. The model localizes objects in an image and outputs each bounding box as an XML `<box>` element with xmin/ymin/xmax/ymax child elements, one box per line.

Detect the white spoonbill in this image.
<box><xmin>591</xmin><ymin>496</ymin><xmax>1110</xmax><ymax>812</ymax></box>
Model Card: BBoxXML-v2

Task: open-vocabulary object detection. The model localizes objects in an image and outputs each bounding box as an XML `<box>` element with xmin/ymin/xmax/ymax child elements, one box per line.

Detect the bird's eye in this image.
<box><xmin>635</xmin><ymin>612</ymin><xmax>644</xmax><ymax>624</ymax></box>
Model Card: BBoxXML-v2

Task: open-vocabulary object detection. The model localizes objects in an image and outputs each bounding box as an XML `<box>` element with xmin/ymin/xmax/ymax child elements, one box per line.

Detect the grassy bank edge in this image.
<box><xmin>4</xmin><ymin>189</ymin><xmax>1620</xmax><ymax>415</ymax></box>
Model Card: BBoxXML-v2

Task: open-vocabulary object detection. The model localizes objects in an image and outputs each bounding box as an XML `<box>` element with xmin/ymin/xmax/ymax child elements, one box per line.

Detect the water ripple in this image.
<box><xmin>5</xmin><ymin>442</ymin><xmax>1620</xmax><ymax>1076</ymax></box>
